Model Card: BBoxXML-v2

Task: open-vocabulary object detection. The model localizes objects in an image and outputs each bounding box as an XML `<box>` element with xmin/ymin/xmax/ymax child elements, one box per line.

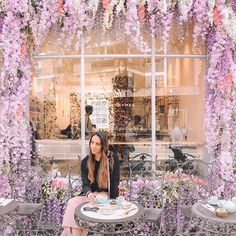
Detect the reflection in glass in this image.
<box><xmin>154</xmin><ymin>57</ymin><xmax>206</xmax><ymax>143</ymax></box>
<box><xmin>30</xmin><ymin>59</ymin><xmax>81</xmax><ymax>140</ymax></box>
<box><xmin>85</xmin><ymin>57</ymin><xmax>152</xmax><ymax>162</ymax></box>
<box><xmin>31</xmin><ymin>27</ymin><xmax>206</xmax><ymax>165</ymax></box>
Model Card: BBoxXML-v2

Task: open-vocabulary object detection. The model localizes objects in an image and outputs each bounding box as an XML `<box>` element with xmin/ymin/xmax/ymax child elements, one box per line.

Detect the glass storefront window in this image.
<box><xmin>31</xmin><ymin>58</ymin><xmax>81</xmax><ymax>139</ymax></box>
<box><xmin>164</xmin><ymin>57</ymin><xmax>205</xmax><ymax>143</ymax></box>
<box><xmin>85</xmin><ymin>57</ymin><xmax>152</xmax><ymax>163</ymax></box>
<box><xmin>31</xmin><ymin>25</ymin><xmax>207</xmax><ymax>173</ymax></box>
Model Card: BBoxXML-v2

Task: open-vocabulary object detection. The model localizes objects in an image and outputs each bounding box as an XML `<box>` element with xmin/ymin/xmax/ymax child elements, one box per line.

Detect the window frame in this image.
<box><xmin>34</xmin><ymin>36</ymin><xmax>208</xmax><ymax>161</ymax></box>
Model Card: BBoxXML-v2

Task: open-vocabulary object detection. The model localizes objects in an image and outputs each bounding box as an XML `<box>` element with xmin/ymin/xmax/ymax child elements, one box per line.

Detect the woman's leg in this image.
<box><xmin>60</xmin><ymin>227</ymin><xmax>72</xmax><ymax>236</ymax></box>
<box><xmin>61</xmin><ymin>227</ymin><xmax>87</xmax><ymax>236</ymax></box>
<box><xmin>72</xmin><ymin>228</ymin><xmax>87</xmax><ymax>236</ymax></box>
<box><xmin>61</xmin><ymin>196</ymin><xmax>89</xmax><ymax>236</ymax></box>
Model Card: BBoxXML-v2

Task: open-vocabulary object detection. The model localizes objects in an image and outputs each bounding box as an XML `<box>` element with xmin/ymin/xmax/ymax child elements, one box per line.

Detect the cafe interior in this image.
<box><xmin>32</xmin><ymin>22</ymin><xmax>207</xmax><ymax>171</ymax></box>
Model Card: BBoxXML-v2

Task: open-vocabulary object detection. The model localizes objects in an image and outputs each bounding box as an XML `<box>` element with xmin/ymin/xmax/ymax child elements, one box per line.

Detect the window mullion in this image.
<box><xmin>80</xmin><ymin>35</ymin><xmax>86</xmax><ymax>159</ymax></box>
<box><xmin>151</xmin><ymin>36</ymin><xmax>156</xmax><ymax>163</ymax></box>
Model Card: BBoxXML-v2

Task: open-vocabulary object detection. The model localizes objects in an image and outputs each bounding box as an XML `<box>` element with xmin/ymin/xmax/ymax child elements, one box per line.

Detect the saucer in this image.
<box><xmin>207</xmin><ymin>199</ymin><xmax>218</xmax><ymax>206</ymax></box>
<box><xmin>99</xmin><ymin>208</ymin><xmax>114</xmax><ymax>215</ymax></box>
<box><xmin>94</xmin><ymin>202</ymin><xmax>107</xmax><ymax>208</ymax></box>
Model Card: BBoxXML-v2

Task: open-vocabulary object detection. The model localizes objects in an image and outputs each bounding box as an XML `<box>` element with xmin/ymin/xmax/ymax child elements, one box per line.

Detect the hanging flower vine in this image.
<box><xmin>0</xmin><ymin>0</ymin><xmax>235</xmax><ymax>223</ymax></box>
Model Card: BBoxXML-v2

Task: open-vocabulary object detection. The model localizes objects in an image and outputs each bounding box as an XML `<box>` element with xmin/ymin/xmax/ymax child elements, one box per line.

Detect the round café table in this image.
<box><xmin>75</xmin><ymin>201</ymin><xmax>145</xmax><ymax>235</ymax></box>
<box><xmin>191</xmin><ymin>200</ymin><xmax>236</xmax><ymax>235</ymax></box>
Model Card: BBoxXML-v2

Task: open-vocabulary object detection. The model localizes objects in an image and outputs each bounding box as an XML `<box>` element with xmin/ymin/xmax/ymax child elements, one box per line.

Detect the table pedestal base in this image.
<box><xmin>76</xmin><ymin>217</ymin><xmax>145</xmax><ymax>235</ymax></box>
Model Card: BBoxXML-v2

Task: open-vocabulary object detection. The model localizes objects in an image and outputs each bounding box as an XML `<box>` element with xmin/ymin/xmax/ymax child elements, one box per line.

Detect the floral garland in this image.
<box><xmin>205</xmin><ymin>15</ymin><xmax>236</xmax><ymax>197</ymax></box>
<box><xmin>0</xmin><ymin>0</ymin><xmax>235</xmax><ymax>211</ymax></box>
<box><xmin>0</xmin><ymin>0</ymin><xmax>33</xmax><ymax>197</ymax></box>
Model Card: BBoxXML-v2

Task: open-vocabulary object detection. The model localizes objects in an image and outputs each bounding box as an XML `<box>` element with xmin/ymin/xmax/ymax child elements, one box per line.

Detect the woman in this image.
<box><xmin>61</xmin><ymin>131</ymin><xmax>120</xmax><ymax>236</ymax></box>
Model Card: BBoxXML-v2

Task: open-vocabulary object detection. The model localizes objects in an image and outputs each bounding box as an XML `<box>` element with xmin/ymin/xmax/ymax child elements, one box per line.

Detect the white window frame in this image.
<box><xmin>34</xmin><ymin>36</ymin><xmax>207</xmax><ymax>161</ymax></box>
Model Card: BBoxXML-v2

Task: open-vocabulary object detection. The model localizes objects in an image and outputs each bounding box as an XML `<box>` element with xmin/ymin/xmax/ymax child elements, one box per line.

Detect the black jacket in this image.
<box><xmin>81</xmin><ymin>153</ymin><xmax>120</xmax><ymax>199</ymax></box>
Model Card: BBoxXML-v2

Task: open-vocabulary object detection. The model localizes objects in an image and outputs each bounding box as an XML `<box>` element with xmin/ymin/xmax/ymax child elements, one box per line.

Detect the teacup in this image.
<box><xmin>218</xmin><ymin>199</ymin><xmax>236</xmax><ymax>213</ymax></box>
<box><xmin>209</xmin><ymin>196</ymin><xmax>218</xmax><ymax>201</ymax></box>
<box><xmin>232</xmin><ymin>197</ymin><xmax>236</xmax><ymax>204</ymax></box>
<box><xmin>96</xmin><ymin>195</ymin><xmax>108</xmax><ymax>204</ymax></box>
<box><xmin>208</xmin><ymin>196</ymin><xmax>218</xmax><ymax>205</ymax></box>
<box><xmin>121</xmin><ymin>201</ymin><xmax>131</xmax><ymax>210</ymax></box>
<box><xmin>116</xmin><ymin>196</ymin><xmax>125</xmax><ymax>205</ymax></box>
<box><xmin>215</xmin><ymin>208</ymin><xmax>229</xmax><ymax>218</ymax></box>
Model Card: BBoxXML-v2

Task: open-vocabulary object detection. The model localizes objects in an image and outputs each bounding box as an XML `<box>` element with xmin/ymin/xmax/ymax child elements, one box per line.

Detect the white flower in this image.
<box><xmin>207</xmin><ymin>0</ymin><xmax>215</xmax><ymax>25</ymax></box>
<box><xmin>73</xmin><ymin>0</ymin><xmax>82</xmax><ymax>10</ymax></box>
<box><xmin>178</xmin><ymin>0</ymin><xmax>193</xmax><ymax>21</ymax></box>
<box><xmin>116</xmin><ymin>0</ymin><xmax>126</xmax><ymax>15</ymax></box>
<box><xmin>219</xmin><ymin>151</ymin><xmax>234</xmax><ymax>180</ymax></box>
<box><xmin>160</xmin><ymin>0</ymin><xmax>168</xmax><ymax>14</ymax></box>
<box><xmin>207</xmin><ymin>0</ymin><xmax>215</xmax><ymax>9</ymax></box>
<box><xmin>103</xmin><ymin>5</ymin><xmax>114</xmax><ymax>31</ymax></box>
<box><xmin>221</xmin><ymin>7</ymin><xmax>236</xmax><ymax>43</ymax></box>
<box><xmin>0</xmin><ymin>0</ymin><xmax>5</xmax><ymax>11</ymax></box>
<box><xmin>87</xmin><ymin>0</ymin><xmax>100</xmax><ymax>19</ymax></box>
<box><xmin>208</xmin><ymin>11</ymin><xmax>214</xmax><ymax>25</ymax></box>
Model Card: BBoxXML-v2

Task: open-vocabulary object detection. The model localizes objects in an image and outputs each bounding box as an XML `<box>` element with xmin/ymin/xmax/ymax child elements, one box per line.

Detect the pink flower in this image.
<box><xmin>138</xmin><ymin>5</ymin><xmax>146</xmax><ymax>23</ymax></box>
<box><xmin>21</xmin><ymin>43</ymin><xmax>29</xmax><ymax>56</ymax></box>
<box><xmin>165</xmin><ymin>174</ymin><xmax>179</xmax><ymax>182</ymax></box>
<box><xmin>102</xmin><ymin>0</ymin><xmax>110</xmax><ymax>9</ymax></box>
<box><xmin>213</xmin><ymin>6</ymin><xmax>222</xmax><ymax>26</ymax></box>
<box><xmin>57</xmin><ymin>0</ymin><xmax>64</xmax><ymax>13</ymax></box>
<box><xmin>51</xmin><ymin>179</ymin><xmax>67</xmax><ymax>189</ymax></box>
<box><xmin>218</xmin><ymin>73</ymin><xmax>233</xmax><ymax>88</ymax></box>
<box><xmin>51</xmin><ymin>179</ymin><xmax>60</xmax><ymax>188</ymax></box>
<box><xmin>192</xmin><ymin>177</ymin><xmax>207</xmax><ymax>186</ymax></box>
<box><xmin>16</xmin><ymin>104</ymin><xmax>23</xmax><ymax>117</ymax></box>
<box><xmin>135</xmin><ymin>178</ymin><xmax>145</xmax><ymax>187</ymax></box>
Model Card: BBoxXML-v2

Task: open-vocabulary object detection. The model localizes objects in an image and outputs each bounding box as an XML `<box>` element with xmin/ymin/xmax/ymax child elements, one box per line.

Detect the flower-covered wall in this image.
<box><xmin>0</xmin><ymin>0</ymin><xmax>235</xmax><ymax>197</ymax></box>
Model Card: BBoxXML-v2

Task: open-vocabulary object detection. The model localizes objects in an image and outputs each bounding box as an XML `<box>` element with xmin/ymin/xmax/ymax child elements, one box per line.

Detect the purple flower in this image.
<box><xmin>0</xmin><ymin>1</ymin><xmax>235</xmax><ymax>232</ymax></box>
<box><xmin>0</xmin><ymin>16</ymin><xmax>4</xmax><ymax>34</ymax></box>
<box><xmin>230</xmin><ymin>0</ymin><xmax>236</xmax><ymax>15</ymax></box>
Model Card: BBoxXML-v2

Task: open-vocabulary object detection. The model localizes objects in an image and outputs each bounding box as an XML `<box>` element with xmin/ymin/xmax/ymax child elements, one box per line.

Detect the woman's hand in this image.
<box><xmin>87</xmin><ymin>192</ymin><xmax>97</xmax><ymax>203</ymax></box>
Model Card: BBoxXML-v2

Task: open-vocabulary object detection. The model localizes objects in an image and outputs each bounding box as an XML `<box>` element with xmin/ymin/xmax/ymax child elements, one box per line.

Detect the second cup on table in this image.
<box><xmin>121</xmin><ymin>201</ymin><xmax>131</xmax><ymax>210</ymax></box>
<box><xmin>116</xmin><ymin>196</ymin><xmax>125</xmax><ymax>205</ymax></box>
<box><xmin>96</xmin><ymin>195</ymin><xmax>108</xmax><ymax>204</ymax></box>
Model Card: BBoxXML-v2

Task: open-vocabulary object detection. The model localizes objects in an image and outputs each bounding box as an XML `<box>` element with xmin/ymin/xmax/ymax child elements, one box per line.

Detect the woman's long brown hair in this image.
<box><xmin>87</xmin><ymin>131</ymin><xmax>114</xmax><ymax>189</ymax></box>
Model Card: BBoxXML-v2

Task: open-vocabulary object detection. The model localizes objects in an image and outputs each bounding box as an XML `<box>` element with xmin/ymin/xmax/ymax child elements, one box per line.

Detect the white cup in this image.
<box><xmin>116</xmin><ymin>196</ymin><xmax>125</xmax><ymax>204</ymax></box>
<box><xmin>232</xmin><ymin>197</ymin><xmax>236</xmax><ymax>203</ymax></box>
<box><xmin>121</xmin><ymin>201</ymin><xmax>131</xmax><ymax>210</ymax></box>
<box><xmin>209</xmin><ymin>196</ymin><xmax>218</xmax><ymax>201</ymax></box>
<box><xmin>96</xmin><ymin>195</ymin><xmax>108</xmax><ymax>204</ymax></box>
